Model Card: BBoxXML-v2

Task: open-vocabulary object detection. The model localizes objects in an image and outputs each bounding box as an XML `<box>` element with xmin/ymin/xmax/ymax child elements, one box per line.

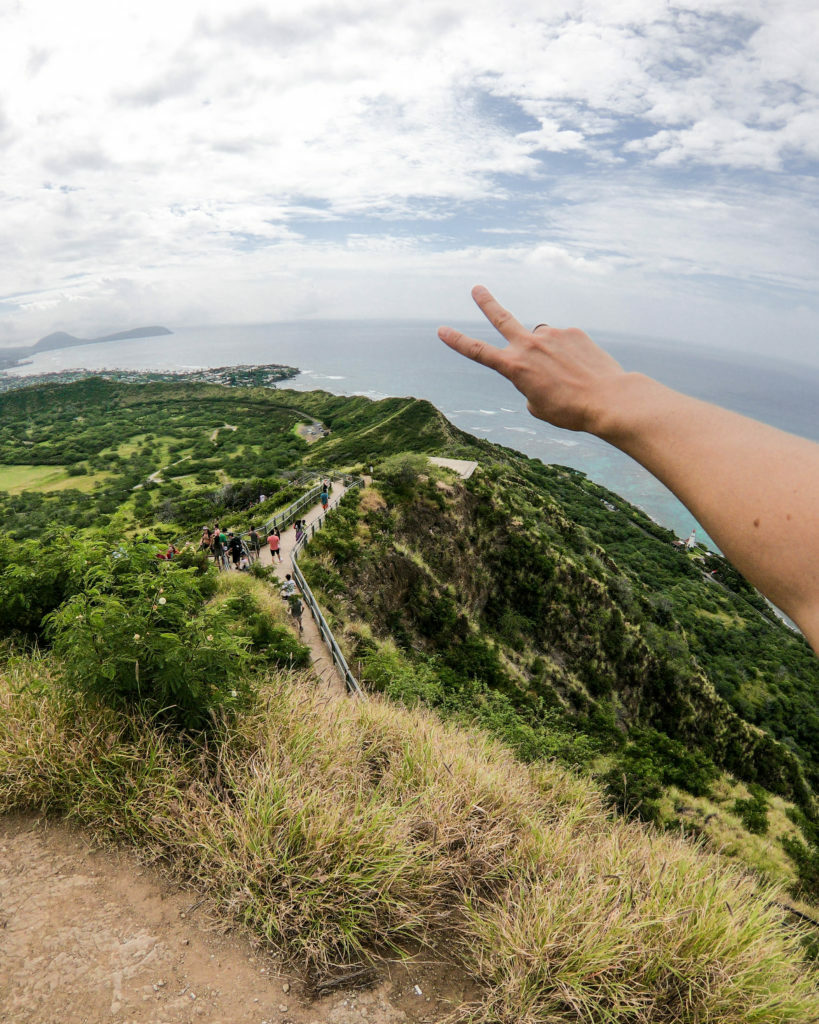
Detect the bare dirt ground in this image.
<box><xmin>0</xmin><ymin>815</ymin><xmax>478</xmax><ymax>1024</ymax></box>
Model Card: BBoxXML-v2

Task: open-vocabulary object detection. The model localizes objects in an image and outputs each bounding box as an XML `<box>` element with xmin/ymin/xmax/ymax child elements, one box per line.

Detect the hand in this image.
<box><xmin>438</xmin><ymin>285</ymin><xmax>626</xmax><ymax>433</ymax></box>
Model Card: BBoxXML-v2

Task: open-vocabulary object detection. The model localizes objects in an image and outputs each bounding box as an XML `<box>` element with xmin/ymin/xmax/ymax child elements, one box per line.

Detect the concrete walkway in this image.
<box><xmin>429</xmin><ymin>457</ymin><xmax>478</xmax><ymax>479</ymax></box>
<box><xmin>257</xmin><ymin>480</ymin><xmax>351</xmax><ymax>696</ymax></box>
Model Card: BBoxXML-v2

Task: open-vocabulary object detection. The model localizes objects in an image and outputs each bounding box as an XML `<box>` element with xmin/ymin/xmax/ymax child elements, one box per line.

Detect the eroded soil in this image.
<box><xmin>0</xmin><ymin>815</ymin><xmax>478</xmax><ymax>1024</ymax></box>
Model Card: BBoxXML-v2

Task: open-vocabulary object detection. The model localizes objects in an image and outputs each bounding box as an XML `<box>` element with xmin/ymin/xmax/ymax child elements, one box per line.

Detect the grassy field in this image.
<box><xmin>1</xmin><ymin>613</ymin><xmax>816</xmax><ymax>1022</ymax></box>
<box><xmin>0</xmin><ymin>464</ymin><xmax>108</xmax><ymax>494</ymax></box>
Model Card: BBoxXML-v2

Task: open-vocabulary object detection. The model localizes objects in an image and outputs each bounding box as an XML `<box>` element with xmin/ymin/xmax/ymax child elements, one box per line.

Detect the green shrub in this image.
<box><xmin>46</xmin><ymin>543</ymin><xmax>250</xmax><ymax>731</ymax></box>
<box><xmin>732</xmin><ymin>784</ymin><xmax>770</xmax><ymax>835</ymax></box>
<box><xmin>0</xmin><ymin>538</ymin><xmax>73</xmax><ymax>637</ymax></box>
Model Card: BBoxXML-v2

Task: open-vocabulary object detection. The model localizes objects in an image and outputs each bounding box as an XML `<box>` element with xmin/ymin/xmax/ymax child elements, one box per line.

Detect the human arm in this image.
<box><xmin>438</xmin><ymin>286</ymin><xmax>819</xmax><ymax>653</ymax></box>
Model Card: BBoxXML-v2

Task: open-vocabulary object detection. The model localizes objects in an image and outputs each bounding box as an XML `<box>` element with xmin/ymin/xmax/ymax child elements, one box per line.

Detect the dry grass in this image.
<box><xmin>0</xmin><ymin>652</ymin><xmax>816</xmax><ymax>1022</ymax></box>
<box><xmin>657</xmin><ymin>778</ymin><xmax>805</xmax><ymax>889</ymax></box>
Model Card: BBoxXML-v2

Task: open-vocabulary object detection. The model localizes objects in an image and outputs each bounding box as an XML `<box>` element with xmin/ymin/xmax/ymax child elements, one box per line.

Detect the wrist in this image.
<box><xmin>587</xmin><ymin>372</ymin><xmax>669</xmax><ymax>446</ymax></box>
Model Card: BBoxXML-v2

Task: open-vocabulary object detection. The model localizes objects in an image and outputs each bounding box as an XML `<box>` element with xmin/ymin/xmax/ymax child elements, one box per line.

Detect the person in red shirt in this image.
<box><xmin>267</xmin><ymin>528</ymin><xmax>282</xmax><ymax>562</ymax></box>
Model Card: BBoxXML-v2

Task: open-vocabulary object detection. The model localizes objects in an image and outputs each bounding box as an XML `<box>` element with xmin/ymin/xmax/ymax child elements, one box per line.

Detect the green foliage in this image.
<box><xmin>375</xmin><ymin>452</ymin><xmax>431</xmax><ymax>499</ymax></box>
<box><xmin>733</xmin><ymin>784</ymin><xmax>771</xmax><ymax>835</ymax></box>
<box><xmin>782</xmin><ymin>808</ymin><xmax>819</xmax><ymax>900</ymax></box>
<box><xmin>0</xmin><ymin>537</ymin><xmax>73</xmax><ymax>636</ymax></box>
<box><xmin>603</xmin><ymin>730</ymin><xmax>719</xmax><ymax>825</ymax></box>
<box><xmin>46</xmin><ymin>543</ymin><xmax>250</xmax><ymax>731</ymax></box>
<box><xmin>222</xmin><ymin>589</ymin><xmax>310</xmax><ymax>668</ymax></box>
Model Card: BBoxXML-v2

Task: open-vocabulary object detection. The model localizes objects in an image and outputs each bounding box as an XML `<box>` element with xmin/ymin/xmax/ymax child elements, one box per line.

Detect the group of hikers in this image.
<box><xmin>198</xmin><ymin>523</ymin><xmax>260</xmax><ymax>571</ymax></box>
<box><xmin>192</xmin><ymin>478</ymin><xmax>333</xmax><ymax>629</ymax></box>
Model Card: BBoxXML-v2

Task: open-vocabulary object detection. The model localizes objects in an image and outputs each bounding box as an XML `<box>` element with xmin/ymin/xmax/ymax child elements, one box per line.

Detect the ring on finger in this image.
<box><xmin>532</xmin><ymin>323</ymin><xmax>549</xmax><ymax>332</ymax></box>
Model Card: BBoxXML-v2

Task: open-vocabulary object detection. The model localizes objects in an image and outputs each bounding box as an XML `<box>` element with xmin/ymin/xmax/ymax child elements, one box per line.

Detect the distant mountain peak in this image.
<box><xmin>31</xmin><ymin>325</ymin><xmax>173</xmax><ymax>353</ymax></box>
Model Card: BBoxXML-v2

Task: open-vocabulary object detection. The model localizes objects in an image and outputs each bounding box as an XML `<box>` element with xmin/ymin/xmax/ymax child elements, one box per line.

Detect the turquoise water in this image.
<box><xmin>7</xmin><ymin>320</ymin><xmax>818</xmax><ymax>549</ymax></box>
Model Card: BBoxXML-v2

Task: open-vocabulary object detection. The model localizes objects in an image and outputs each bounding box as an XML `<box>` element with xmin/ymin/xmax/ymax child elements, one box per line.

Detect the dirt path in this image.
<box><xmin>0</xmin><ymin>815</ymin><xmax>475</xmax><ymax>1024</ymax></box>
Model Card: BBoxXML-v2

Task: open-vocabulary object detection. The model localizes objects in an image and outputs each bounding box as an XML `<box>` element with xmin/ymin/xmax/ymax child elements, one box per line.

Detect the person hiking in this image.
<box><xmin>280</xmin><ymin>573</ymin><xmax>297</xmax><ymax>598</ymax></box>
<box><xmin>320</xmin><ymin>488</ymin><xmax>329</xmax><ymax>511</ymax></box>
<box><xmin>267</xmin><ymin>527</ymin><xmax>282</xmax><ymax>562</ymax></box>
<box><xmin>227</xmin><ymin>531</ymin><xmax>245</xmax><ymax>569</ymax></box>
<box><xmin>289</xmin><ymin>593</ymin><xmax>304</xmax><ymax>633</ymax></box>
<box><xmin>199</xmin><ymin>527</ymin><xmax>211</xmax><ymax>552</ymax></box>
<box><xmin>247</xmin><ymin>525</ymin><xmax>261</xmax><ymax>561</ymax></box>
<box><xmin>439</xmin><ymin>284</ymin><xmax>819</xmax><ymax>654</ymax></box>
<box><xmin>210</xmin><ymin>528</ymin><xmax>226</xmax><ymax>570</ymax></box>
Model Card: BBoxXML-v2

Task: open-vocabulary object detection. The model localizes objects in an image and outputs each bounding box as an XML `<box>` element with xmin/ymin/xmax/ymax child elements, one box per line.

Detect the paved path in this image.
<box><xmin>257</xmin><ymin>480</ymin><xmax>351</xmax><ymax>697</ymax></box>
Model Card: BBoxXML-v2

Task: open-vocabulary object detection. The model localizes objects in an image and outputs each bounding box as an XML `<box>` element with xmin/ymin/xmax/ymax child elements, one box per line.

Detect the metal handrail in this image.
<box><xmin>291</xmin><ymin>479</ymin><xmax>366</xmax><ymax>699</ymax></box>
<box><xmin>259</xmin><ymin>476</ymin><xmax>333</xmax><ymax>535</ymax></box>
<box><xmin>190</xmin><ymin>473</ymin><xmax>366</xmax><ymax>699</ymax></box>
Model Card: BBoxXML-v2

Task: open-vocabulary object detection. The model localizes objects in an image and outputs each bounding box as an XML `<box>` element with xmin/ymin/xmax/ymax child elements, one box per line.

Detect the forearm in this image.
<box><xmin>595</xmin><ymin>373</ymin><xmax>819</xmax><ymax>648</ymax></box>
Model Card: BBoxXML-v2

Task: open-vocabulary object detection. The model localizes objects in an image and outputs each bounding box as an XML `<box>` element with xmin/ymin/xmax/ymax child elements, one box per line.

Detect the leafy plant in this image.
<box><xmin>46</xmin><ymin>543</ymin><xmax>250</xmax><ymax>731</ymax></box>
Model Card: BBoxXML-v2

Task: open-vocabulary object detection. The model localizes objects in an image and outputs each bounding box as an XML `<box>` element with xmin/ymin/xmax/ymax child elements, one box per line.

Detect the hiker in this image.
<box><xmin>289</xmin><ymin>593</ymin><xmax>304</xmax><ymax>633</ymax></box>
<box><xmin>439</xmin><ymin>285</ymin><xmax>819</xmax><ymax>654</ymax></box>
<box><xmin>210</xmin><ymin>529</ymin><xmax>224</xmax><ymax>568</ymax></box>
<box><xmin>320</xmin><ymin>487</ymin><xmax>329</xmax><ymax>511</ymax></box>
<box><xmin>267</xmin><ymin>527</ymin><xmax>282</xmax><ymax>562</ymax></box>
<box><xmin>247</xmin><ymin>524</ymin><xmax>261</xmax><ymax>561</ymax></box>
<box><xmin>227</xmin><ymin>531</ymin><xmax>246</xmax><ymax>569</ymax></box>
<box><xmin>212</xmin><ymin>528</ymin><xmax>230</xmax><ymax>571</ymax></box>
<box><xmin>218</xmin><ymin>529</ymin><xmax>231</xmax><ymax>571</ymax></box>
<box><xmin>295</xmin><ymin>521</ymin><xmax>304</xmax><ymax>543</ymax></box>
<box><xmin>199</xmin><ymin>527</ymin><xmax>212</xmax><ymax>552</ymax></box>
<box><xmin>280</xmin><ymin>573</ymin><xmax>297</xmax><ymax>598</ymax></box>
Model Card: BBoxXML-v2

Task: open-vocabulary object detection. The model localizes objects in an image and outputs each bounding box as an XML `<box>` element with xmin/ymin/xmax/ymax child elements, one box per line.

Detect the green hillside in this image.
<box><xmin>0</xmin><ymin>373</ymin><xmax>817</xmax><ymax>1018</ymax></box>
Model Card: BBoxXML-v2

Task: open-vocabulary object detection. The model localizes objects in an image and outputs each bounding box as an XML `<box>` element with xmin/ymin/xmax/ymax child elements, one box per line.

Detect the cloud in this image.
<box><xmin>0</xmin><ymin>0</ymin><xmax>817</xmax><ymax>365</ymax></box>
<box><xmin>116</xmin><ymin>66</ymin><xmax>205</xmax><ymax>108</ymax></box>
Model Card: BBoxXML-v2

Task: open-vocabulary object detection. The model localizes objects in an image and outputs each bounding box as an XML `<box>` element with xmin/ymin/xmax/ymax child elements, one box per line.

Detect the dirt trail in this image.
<box><xmin>0</xmin><ymin>815</ymin><xmax>474</xmax><ymax>1024</ymax></box>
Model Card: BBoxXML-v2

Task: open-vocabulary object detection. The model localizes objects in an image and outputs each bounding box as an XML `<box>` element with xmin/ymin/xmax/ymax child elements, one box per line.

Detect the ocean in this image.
<box><xmin>6</xmin><ymin>320</ymin><xmax>819</xmax><ymax>550</ymax></box>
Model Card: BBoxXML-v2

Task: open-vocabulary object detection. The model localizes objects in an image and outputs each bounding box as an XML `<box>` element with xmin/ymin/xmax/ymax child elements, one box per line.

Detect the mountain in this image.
<box><xmin>30</xmin><ymin>325</ymin><xmax>172</xmax><ymax>352</ymax></box>
<box><xmin>0</xmin><ymin>326</ymin><xmax>173</xmax><ymax>370</ymax></box>
<box><xmin>0</xmin><ymin>373</ymin><xmax>817</xmax><ymax>1019</ymax></box>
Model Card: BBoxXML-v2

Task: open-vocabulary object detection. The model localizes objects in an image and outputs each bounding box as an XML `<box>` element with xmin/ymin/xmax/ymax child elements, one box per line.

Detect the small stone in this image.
<box><xmin>190</xmin><ymin>992</ymin><xmax>196</xmax><ymax>1000</ymax></box>
<box><xmin>413</xmin><ymin>984</ymin><xmax>423</xmax><ymax>996</ymax></box>
<box><xmin>156</xmin><ymin>980</ymin><xmax>165</xmax><ymax>988</ymax></box>
<box><xmin>282</xmin><ymin>982</ymin><xmax>290</xmax><ymax>993</ymax></box>
<box><xmin>278</xmin><ymin>1004</ymin><xmax>288</xmax><ymax>1012</ymax></box>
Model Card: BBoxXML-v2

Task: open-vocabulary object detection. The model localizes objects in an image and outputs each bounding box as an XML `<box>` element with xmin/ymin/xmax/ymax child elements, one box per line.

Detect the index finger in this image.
<box><xmin>437</xmin><ymin>325</ymin><xmax>508</xmax><ymax>374</ymax></box>
<box><xmin>471</xmin><ymin>285</ymin><xmax>530</xmax><ymax>343</ymax></box>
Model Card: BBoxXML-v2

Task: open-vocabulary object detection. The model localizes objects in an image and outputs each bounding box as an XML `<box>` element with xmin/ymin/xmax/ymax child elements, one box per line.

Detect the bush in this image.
<box><xmin>375</xmin><ymin>453</ymin><xmax>430</xmax><ymax>499</ymax></box>
<box><xmin>732</xmin><ymin>785</ymin><xmax>770</xmax><ymax>835</ymax></box>
<box><xmin>223</xmin><ymin>589</ymin><xmax>310</xmax><ymax>668</ymax></box>
<box><xmin>0</xmin><ymin>538</ymin><xmax>74</xmax><ymax>637</ymax></box>
<box><xmin>46</xmin><ymin>543</ymin><xmax>250</xmax><ymax>731</ymax></box>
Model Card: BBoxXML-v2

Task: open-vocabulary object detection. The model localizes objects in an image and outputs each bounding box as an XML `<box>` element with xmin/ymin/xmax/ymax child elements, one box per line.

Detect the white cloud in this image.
<box><xmin>0</xmin><ymin>0</ymin><xmax>816</xmax><ymax>365</ymax></box>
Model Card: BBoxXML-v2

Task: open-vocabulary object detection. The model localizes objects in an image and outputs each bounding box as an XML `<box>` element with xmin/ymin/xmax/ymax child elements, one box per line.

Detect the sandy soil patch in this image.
<box><xmin>0</xmin><ymin>815</ymin><xmax>478</xmax><ymax>1024</ymax></box>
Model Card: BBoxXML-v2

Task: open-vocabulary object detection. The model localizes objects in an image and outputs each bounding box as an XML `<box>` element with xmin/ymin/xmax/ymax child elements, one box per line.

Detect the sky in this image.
<box><xmin>1</xmin><ymin>0</ymin><xmax>818</xmax><ymax>364</ymax></box>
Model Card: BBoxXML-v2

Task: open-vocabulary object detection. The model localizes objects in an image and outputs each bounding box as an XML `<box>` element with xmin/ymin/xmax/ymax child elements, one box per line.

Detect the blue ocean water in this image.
<box><xmin>7</xmin><ymin>320</ymin><xmax>818</xmax><ymax>549</ymax></box>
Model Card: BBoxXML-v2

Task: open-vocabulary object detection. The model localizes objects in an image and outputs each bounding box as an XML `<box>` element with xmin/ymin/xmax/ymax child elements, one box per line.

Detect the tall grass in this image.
<box><xmin>0</xmin><ymin>652</ymin><xmax>816</xmax><ymax>1022</ymax></box>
